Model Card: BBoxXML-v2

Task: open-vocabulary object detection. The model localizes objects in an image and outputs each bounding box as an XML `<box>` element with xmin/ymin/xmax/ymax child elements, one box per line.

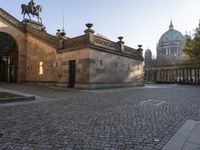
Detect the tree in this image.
<box><xmin>183</xmin><ymin>21</ymin><xmax>200</xmax><ymax>65</ymax></box>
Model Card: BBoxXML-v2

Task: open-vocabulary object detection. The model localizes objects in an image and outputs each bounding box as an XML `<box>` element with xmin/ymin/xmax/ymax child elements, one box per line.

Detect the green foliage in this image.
<box><xmin>183</xmin><ymin>21</ymin><xmax>200</xmax><ymax>65</ymax></box>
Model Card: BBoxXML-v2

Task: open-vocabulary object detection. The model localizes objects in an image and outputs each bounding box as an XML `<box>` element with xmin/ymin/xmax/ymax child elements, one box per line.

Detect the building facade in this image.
<box><xmin>144</xmin><ymin>21</ymin><xmax>200</xmax><ymax>84</ymax></box>
<box><xmin>0</xmin><ymin>8</ymin><xmax>144</xmax><ymax>89</ymax></box>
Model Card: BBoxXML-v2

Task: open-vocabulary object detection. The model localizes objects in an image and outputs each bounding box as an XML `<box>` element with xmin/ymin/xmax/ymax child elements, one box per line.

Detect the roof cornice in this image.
<box><xmin>0</xmin><ymin>8</ymin><xmax>25</xmax><ymax>32</ymax></box>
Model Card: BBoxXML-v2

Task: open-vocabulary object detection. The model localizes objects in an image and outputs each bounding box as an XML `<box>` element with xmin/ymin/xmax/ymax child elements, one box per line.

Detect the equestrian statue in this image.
<box><xmin>21</xmin><ymin>0</ymin><xmax>43</xmax><ymax>23</ymax></box>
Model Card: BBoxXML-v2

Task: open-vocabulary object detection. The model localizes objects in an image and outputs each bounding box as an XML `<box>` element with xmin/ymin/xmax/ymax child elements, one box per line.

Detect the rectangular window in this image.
<box><xmin>100</xmin><ymin>60</ymin><xmax>103</xmax><ymax>66</ymax></box>
<box><xmin>39</xmin><ymin>62</ymin><xmax>44</xmax><ymax>75</ymax></box>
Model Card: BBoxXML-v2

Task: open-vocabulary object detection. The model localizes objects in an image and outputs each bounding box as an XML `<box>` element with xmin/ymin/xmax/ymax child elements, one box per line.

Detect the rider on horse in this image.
<box><xmin>21</xmin><ymin>0</ymin><xmax>43</xmax><ymax>23</ymax></box>
<box><xmin>28</xmin><ymin>0</ymin><xmax>36</xmax><ymax>14</ymax></box>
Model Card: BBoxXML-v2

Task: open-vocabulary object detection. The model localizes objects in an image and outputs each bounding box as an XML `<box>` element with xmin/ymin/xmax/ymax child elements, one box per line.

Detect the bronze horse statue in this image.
<box><xmin>21</xmin><ymin>4</ymin><xmax>43</xmax><ymax>23</ymax></box>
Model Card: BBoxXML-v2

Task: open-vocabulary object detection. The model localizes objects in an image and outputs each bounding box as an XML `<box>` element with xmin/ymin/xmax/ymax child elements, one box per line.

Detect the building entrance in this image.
<box><xmin>0</xmin><ymin>32</ymin><xmax>18</xmax><ymax>83</ymax></box>
<box><xmin>68</xmin><ymin>60</ymin><xmax>76</xmax><ymax>88</ymax></box>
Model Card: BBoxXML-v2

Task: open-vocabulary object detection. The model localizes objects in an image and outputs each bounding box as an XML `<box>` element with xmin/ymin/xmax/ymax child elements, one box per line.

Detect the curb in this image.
<box><xmin>0</xmin><ymin>96</ymin><xmax>35</xmax><ymax>104</ymax></box>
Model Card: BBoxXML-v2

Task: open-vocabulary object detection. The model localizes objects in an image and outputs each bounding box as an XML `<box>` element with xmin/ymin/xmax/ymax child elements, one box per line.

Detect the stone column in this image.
<box><xmin>157</xmin><ymin>70</ymin><xmax>159</xmax><ymax>81</ymax></box>
<box><xmin>168</xmin><ymin>69</ymin><xmax>170</xmax><ymax>82</ymax></box>
<box><xmin>160</xmin><ymin>70</ymin><xmax>162</xmax><ymax>82</ymax></box>
<box><xmin>179</xmin><ymin>69</ymin><xmax>182</xmax><ymax>83</ymax></box>
<box><xmin>198</xmin><ymin>68</ymin><xmax>200</xmax><ymax>84</ymax></box>
<box><xmin>190</xmin><ymin>69</ymin><xmax>192</xmax><ymax>84</ymax></box>
<box><xmin>175</xmin><ymin>69</ymin><xmax>178</xmax><ymax>83</ymax></box>
<box><xmin>148</xmin><ymin>71</ymin><xmax>150</xmax><ymax>81</ymax></box>
<box><xmin>182</xmin><ymin>69</ymin><xmax>185</xmax><ymax>83</ymax></box>
<box><xmin>194</xmin><ymin>68</ymin><xmax>197</xmax><ymax>84</ymax></box>
<box><xmin>186</xmin><ymin>69</ymin><xmax>189</xmax><ymax>83</ymax></box>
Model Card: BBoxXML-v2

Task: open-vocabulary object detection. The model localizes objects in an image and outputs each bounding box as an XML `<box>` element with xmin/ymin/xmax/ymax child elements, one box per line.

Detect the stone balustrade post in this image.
<box><xmin>117</xmin><ymin>36</ymin><xmax>125</xmax><ymax>52</ymax></box>
<box><xmin>84</xmin><ymin>23</ymin><xmax>95</xmax><ymax>44</ymax></box>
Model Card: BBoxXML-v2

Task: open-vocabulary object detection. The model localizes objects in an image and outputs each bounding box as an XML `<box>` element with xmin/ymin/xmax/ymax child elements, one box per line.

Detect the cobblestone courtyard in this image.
<box><xmin>0</xmin><ymin>84</ymin><xmax>200</xmax><ymax>150</ymax></box>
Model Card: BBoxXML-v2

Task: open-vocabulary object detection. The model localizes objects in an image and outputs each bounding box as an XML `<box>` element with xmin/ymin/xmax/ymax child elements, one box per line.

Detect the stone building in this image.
<box><xmin>0</xmin><ymin>8</ymin><xmax>144</xmax><ymax>89</ymax></box>
<box><xmin>144</xmin><ymin>21</ymin><xmax>200</xmax><ymax>84</ymax></box>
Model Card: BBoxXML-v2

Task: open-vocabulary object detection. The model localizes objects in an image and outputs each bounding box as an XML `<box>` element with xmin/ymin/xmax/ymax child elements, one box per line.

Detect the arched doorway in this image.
<box><xmin>0</xmin><ymin>32</ymin><xmax>18</xmax><ymax>83</ymax></box>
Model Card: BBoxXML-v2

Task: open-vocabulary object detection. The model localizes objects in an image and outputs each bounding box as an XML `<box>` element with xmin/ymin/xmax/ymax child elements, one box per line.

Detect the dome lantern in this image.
<box><xmin>169</xmin><ymin>20</ymin><xmax>174</xmax><ymax>30</ymax></box>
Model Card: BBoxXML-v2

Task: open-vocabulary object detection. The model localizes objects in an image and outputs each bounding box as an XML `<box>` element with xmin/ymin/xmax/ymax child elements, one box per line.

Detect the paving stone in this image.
<box><xmin>0</xmin><ymin>84</ymin><xmax>200</xmax><ymax>149</ymax></box>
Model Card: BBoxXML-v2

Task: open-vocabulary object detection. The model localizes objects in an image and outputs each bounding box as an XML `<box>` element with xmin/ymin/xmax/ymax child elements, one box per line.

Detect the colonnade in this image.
<box><xmin>145</xmin><ymin>65</ymin><xmax>200</xmax><ymax>84</ymax></box>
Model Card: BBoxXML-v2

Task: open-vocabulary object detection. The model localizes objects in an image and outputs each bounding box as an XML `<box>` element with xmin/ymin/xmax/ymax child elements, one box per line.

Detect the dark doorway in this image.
<box><xmin>0</xmin><ymin>32</ymin><xmax>18</xmax><ymax>83</ymax></box>
<box><xmin>68</xmin><ymin>60</ymin><xmax>76</xmax><ymax>88</ymax></box>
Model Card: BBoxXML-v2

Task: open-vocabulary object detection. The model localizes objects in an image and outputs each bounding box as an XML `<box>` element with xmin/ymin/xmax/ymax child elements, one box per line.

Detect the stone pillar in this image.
<box><xmin>117</xmin><ymin>37</ymin><xmax>125</xmax><ymax>52</ymax></box>
<box><xmin>175</xmin><ymin>69</ymin><xmax>178</xmax><ymax>83</ymax></box>
<box><xmin>190</xmin><ymin>69</ymin><xmax>192</xmax><ymax>84</ymax></box>
<box><xmin>146</xmin><ymin>70</ymin><xmax>149</xmax><ymax>81</ymax></box>
<box><xmin>156</xmin><ymin>70</ymin><xmax>159</xmax><ymax>81</ymax></box>
<box><xmin>168</xmin><ymin>69</ymin><xmax>170</xmax><ymax>82</ymax></box>
<box><xmin>197</xmin><ymin>69</ymin><xmax>200</xmax><ymax>84</ymax></box>
<box><xmin>194</xmin><ymin>68</ymin><xmax>197</xmax><ymax>84</ymax></box>
<box><xmin>161</xmin><ymin>70</ymin><xmax>164</xmax><ymax>82</ymax></box>
<box><xmin>146</xmin><ymin>71</ymin><xmax>149</xmax><ymax>81</ymax></box>
<box><xmin>182</xmin><ymin>69</ymin><xmax>185</xmax><ymax>83</ymax></box>
<box><xmin>148</xmin><ymin>71</ymin><xmax>151</xmax><ymax>81</ymax></box>
<box><xmin>160</xmin><ymin>70</ymin><xmax>162</xmax><ymax>82</ymax></box>
<box><xmin>179</xmin><ymin>69</ymin><xmax>181</xmax><ymax>83</ymax></box>
<box><xmin>198</xmin><ymin>68</ymin><xmax>200</xmax><ymax>84</ymax></box>
<box><xmin>163</xmin><ymin>70</ymin><xmax>166</xmax><ymax>82</ymax></box>
<box><xmin>170</xmin><ymin>69</ymin><xmax>172</xmax><ymax>82</ymax></box>
<box><xmin>159</xmin><ymin>70</ymin><xmax>161</xmax><ymax>82</ymax></box>
<box><xmin>186</xmin><ymin>69</ymin><xmax>188</xmax><ymax>83</ymax></box>
<box><xmin>179</xmin><ymin>69</ymin><xmax>182</xmax><ymax>83</ymax></box>
<box><xmin>84</xmin><ymin>23</ymin><xmax>95</xmax><ymax>43</ymax></box>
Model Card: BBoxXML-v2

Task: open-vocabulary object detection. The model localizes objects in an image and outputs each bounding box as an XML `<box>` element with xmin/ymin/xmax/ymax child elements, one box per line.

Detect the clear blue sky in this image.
<box><xmin>1</xmin><ymin>0</ymin><xmax>200</xmax><ymax>56</ymax></box>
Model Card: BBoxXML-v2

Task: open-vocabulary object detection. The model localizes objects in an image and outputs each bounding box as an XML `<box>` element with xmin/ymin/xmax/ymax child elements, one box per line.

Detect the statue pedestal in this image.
<box><xmin>22</xmin><ymin>19</ymin><xmax>44</xmax><ymax>31</ymax></box>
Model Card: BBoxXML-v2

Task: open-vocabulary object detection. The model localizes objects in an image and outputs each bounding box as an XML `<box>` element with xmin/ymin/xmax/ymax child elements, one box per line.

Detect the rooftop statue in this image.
<box><xmin>21</xmin><ymin>0</ymin><xmax>43</xmax><ymax>23</ymax></box>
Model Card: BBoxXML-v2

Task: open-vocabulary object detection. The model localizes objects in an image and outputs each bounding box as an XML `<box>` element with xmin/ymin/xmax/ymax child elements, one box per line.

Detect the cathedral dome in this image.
<box><xmin>145</xmin><ymin>49</ymin><xmax>152</xmax><ymax>57</ymax></box>
<box><xmin>156</xmin><ymin>21</ymin><xmax>185</xmax><ymax>65</ymax></box>
<box><xmin>158</xmin><ymin>21</ymin><xmax>184</xmax><ymax>46</ymax></box>
<box><xmin>145</xmin><ymin>49</ymin><xmax>152</xmax><ymax>60</ymax></box>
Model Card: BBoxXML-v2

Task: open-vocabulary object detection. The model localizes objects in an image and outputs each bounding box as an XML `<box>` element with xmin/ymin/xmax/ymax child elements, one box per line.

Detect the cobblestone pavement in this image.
<box><xmin>0</xmin><ymin>84</ymin><xmax>200</xmax><ymax>150</ymax></box>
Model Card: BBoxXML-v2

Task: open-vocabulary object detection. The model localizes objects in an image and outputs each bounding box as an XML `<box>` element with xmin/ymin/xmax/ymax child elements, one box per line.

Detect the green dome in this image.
<box><xmin>158</xmin><ymin>21</ymin><xmax>184</xmax><ymax>46</ymax></box>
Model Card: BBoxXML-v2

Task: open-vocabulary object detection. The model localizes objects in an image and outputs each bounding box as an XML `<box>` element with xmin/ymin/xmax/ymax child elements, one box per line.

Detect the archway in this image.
<box><xmin>0</xmin><ymin>32</ymin><xmax>18</xmax><ymax>83</ymax></box>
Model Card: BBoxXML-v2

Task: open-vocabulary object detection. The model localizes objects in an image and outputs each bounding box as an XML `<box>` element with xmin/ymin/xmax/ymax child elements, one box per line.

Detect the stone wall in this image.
<box><xmin>76</xmin><ymin>49</ymin><xmax>144</xmax><ymax>89</ymax></box>
<box><xmin>26</xmin><ymin>34</ymin><xmax>58</xmax><ymax>82</ymax></box>
<box><xmin>26</xmin><ymin>34</ymin><xmax>91</xmax><ymax>87</ymax></box>
<box><xmin>25</xmin><ymin>34</ymin><xmax>144</xmax><ymax>89</ymax></box>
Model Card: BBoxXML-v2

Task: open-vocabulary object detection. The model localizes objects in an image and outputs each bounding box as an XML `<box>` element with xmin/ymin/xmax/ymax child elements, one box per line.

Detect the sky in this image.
<box><xmin>0</xmin><ymin>0</ymin><xmax>200</xmax><ymax>56</ymax></box>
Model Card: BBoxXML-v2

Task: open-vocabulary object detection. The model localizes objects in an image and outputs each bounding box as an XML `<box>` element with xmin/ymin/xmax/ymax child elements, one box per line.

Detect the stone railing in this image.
<box><xmin>124</xmin><ymin>46</ymin><xmax>140</xmax><ymax>56</ymax></box>
<box><xmin>60</xmin><ymin>33</ymin><xmax>143</xmax><ymax>60</ymax></box>
<box><xmin>93</xmin><ymin>35</ymin><xmax>143</xmax><ymax>60</ymax></box>
<box><xmin>0</xmin><ymin>8</ymin><xmax>25</xmax><ymax>31</ymax></box>
<box><xmin>63</xmin><ymin>35</ymin><xmax>89</xmax><ymax>50</ymax></box>
<box><xmin>93</xmin><ymin>35</ymin><xmax>117</xmax><ymax>50</ymax></box>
